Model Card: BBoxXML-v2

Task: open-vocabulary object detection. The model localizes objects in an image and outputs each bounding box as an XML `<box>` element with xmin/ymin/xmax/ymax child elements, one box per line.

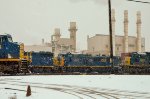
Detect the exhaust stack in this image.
<box><xmin>124</xmin><ymin>10</ymin><xmax>129</xmax><ymax>53</ymax></box>
<box><xmin>136</xmin><ymin>11</ymin><xmax>142</xmax><ymax>52</ymax></box>
<box><xmin>111</xmin><ymin>9</ymin><xmax>116</xmax><ymax>56</ymax></box>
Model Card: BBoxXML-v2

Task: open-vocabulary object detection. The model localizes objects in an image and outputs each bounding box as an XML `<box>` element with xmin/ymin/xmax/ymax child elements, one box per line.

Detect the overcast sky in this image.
<box><xmin>0</xmin><ymin>0</ymin><xmax>150</xmax><ymax>51</ymax></box>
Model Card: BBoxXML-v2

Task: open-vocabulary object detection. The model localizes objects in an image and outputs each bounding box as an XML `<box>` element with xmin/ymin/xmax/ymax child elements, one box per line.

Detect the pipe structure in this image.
<box><xmin>136</xmin><ymin>11</ymin><xmax>142</xmax><ymax>52</ymax></box>
<box><xmin>68</xmin><ymin>22</ymin><xmax>77</xmax><ymax>52</ymax></box>
<box><xmin>111</xmin><ymin>9</ymin><xmax>116</xmax><ymax>56</ymax></box>
<box><xmin>124</xmin><ymin>10</ymin><xmax>129</xmax><ymax>53</ymax></box>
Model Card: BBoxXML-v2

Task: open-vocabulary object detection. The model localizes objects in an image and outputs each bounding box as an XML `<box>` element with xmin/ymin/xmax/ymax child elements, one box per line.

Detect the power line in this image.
<box><xmin>127</xmin><ymin>0</ymin><xmax>150</xmax><ymax>4</ymax></box>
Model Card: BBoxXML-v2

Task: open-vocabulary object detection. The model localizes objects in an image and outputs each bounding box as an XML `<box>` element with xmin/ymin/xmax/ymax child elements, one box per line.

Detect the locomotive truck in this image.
<box><xmin>0</xmin><ymin>34</ymin><xmax>30</xmax><ymax>74</ymax></box>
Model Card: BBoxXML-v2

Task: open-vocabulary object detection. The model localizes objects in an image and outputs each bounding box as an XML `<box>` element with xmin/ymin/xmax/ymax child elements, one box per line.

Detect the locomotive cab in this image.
<box><xmin>0</xmin><ymin>34</ymin><xmax>30</xmax><ymax>74</ymax></box>
<box><xmin>0</xmin><ymin>34</ymin><xmax>20</xmax><ymax>59</ymax></box>
<box><xmin>0</xmin><ymin>34</ymin><xmax>13</xmax><ymax>49</ymax></box>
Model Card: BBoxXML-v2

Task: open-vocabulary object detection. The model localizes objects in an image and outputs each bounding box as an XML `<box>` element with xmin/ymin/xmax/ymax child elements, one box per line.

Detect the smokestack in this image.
<box><xmin>51</xmin><ymin>35</ymin><xmax>53</xmax><ymax>41</ymax></box>
<box><xmin>87</xmin><ymin>35</ymin><xmax>89</xmax><ymax>39</ymax></box>
<box><xmin>124</xmin><ymin>10</ymin><xmax>129</xmax><ymax>53</ymax></box>
<box><xmin>54</xmin><ymin>28</ymin><xmax>61</xmax><ymax>36</ymax></box>
<box><xmin>54</xmin><ymin>28</ymin><xmax>61</xmax><ymax>41</ymax></box>
<box><xmin>136</xmin><ymin>11</ymin><xmax>142</xmax><ymax>52</ymax></box>
<box><xmin>111</xmin><ymin>9</ymin><xmax>116</xmax><ymax>56</ymax></box>
<box><xmin>68</xmin><ymin>22</ymin><xmax>77</xmax><ymax>52</ymax></box>
<box><xmin>87</xmin><ymin>35</ymin><xmax>89</xmax><ymax>50</ymax></box>
<box><xmin>42</xmin><ymin>38</ymin><xmax>44</xmax><ymax>45</ymax></box>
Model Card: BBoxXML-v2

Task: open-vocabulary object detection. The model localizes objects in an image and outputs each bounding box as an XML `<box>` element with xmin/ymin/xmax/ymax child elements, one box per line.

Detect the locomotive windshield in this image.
<box><xmin>0</xmin><ymin>37</ymin><xmax>2</xmax><ymax>44</ymax></box>
<box><xmin>8</xmin><ymin>37</ymin><xmax>13</xmax><ymax>42</ymax></box>
<box><xmin>0</xmin><ymin>35</ymin><xmax>13</xmax><ymax>43</ymax></box>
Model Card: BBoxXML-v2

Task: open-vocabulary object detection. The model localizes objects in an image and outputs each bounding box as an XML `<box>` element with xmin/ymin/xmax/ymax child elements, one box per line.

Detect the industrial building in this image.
<box><xmin>25</xmin><ymin>10</ymin><xmax>145</xmax><ymax>56</ymax></box>
<box><xmin>51</xmin><ymin>22</ymin><xmax>77</xmax><ymax>56</ymax></box>
<box><xmin>86</xmin><ymin>10</ymin><xmax>145</xmax><ymax>56</ymax></box>
<box><xmin>24</xmin><ymin>45</ymin><xmax>52</xmax><ymax>52</ymax></box>
<box><xmin>87</xmin><ymin>34</ymin><xmax>145</xmax><ymax>56</ymax></box>
<box><xmin>24</xmin><ymin>38</ymin><xmax>52</xmax><ymax>52</ymax></box>
<box><xmin>25</xmin><ymin>22</ymin><xmax>77</xmax><ymax>54</ymax></box>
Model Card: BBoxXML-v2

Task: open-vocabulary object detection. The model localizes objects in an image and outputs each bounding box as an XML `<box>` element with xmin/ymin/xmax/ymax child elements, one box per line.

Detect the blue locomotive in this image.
<box><xmin>0</xmin><ymin>34</ymin><xmax>30</xmax><ymax>74</ymax></box>
<box><xmin>30</xmin><ymin>51</ymin><xmax>150</xmax><ymax>74</ymax></box>
<box><xmin>55</xmin><ymin>53</ymin><xmax>121</xmax><ymax>73</ymax></box>
<box><xmin>1</xmin><ymin>34</ymin><xmax>150</xmax><ymax>74</ymax></box>
<box><xmin>29</xmin><ymin>52</ymin><xmax>54</xmax><ymax>73</ymax></box>
<box><xmin>121</xmin><ymin>52</ymin><xmax>150</xmax><ymax>74</ymax></box>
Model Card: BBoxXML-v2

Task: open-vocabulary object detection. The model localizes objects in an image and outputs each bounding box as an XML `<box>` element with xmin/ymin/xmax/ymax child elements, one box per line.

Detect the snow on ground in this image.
<box><xmin>0</xmin><ymin>75</ymin><xmax>150</xmax><ymax>99</ymax></box>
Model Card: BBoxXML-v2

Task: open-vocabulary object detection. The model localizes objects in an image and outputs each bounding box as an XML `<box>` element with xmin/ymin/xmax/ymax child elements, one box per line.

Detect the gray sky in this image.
<box><xmin>0</xmin><ymin>0</ymin><xmax>150</xmax><ymax>51</ymax></box>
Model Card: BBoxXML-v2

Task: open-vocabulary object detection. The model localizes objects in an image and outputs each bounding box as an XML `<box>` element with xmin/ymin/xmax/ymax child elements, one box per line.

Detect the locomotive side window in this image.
<box><xmin>2</xmin><ymin>37</ymin><xmax>7</xmax><ymax>42</ymax></box>
<box><xmin>0</xmin><ymin>37</ymin><xmax>2</xmax><ymax>49</ymax></box>
<box><xmin>0</xmin><ymin>37</ymin><xmax>2</xmax><ymax>44</ymax></box>
<box><xmin>8</xmin><ymin>37</ymin><xmax>13</xmax><ymax>42</ymax></box>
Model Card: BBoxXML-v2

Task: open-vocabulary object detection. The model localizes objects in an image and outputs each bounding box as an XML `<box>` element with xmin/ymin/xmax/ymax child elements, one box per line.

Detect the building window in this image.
<box><xmin>92</xmin><ymin>47</ymin><xmax>95</xmax><ymax>51</ymax></box>
<box><xmin>141</xmin><ymin>45</ymin><xmax>144</xmax><ymax>47</ymax></box>
<box><xmin>70</xmin><ymin>45</ymin><xmax>72</xmax><ymax>49</ymax></box>
<box><xmin>116</xmin><ymin>44</ymin><xmax>122</xmax><ymax>47</ymax></box>
<box><xmin>106</xmin><ymin>45</ymin><xmax>108</xmax><ymax>48</ymax></box>
<box><xmin>52</xmin><ymin>47</ymin><xmax>55</xmax><ymax>52</ymax></box>
<box><xmin>117</xmin><ymin>47</ymin><xmax>119</xmax><ymax>51</ymax></box>
<box><xmin>129</xmin><ymin>44</ymin><xmax>135</xmax><ymax>47</ymax></box>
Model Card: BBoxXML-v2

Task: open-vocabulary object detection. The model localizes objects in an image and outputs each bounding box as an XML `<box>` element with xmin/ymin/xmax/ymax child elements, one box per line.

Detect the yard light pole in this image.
<box><xmin>108</xmin><ymin>0</ymin><xmax>114</xmax><ymax>68</ymax></box>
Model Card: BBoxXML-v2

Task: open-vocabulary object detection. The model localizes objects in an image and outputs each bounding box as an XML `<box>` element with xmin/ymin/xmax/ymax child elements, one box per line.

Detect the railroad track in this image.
<box><xmin>0</xmin><ymin>78</ymin><xmax>150</xmax><ymax>99</ymax></box>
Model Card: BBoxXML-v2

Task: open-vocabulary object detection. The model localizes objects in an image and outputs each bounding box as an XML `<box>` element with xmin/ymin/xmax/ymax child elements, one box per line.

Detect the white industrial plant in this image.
<box><xmin>25</xmin><ymin>10</ymin><xmax>145</xmax><ymax>56</ymax></box>
<box><xmin>51</xmin><ymin>22</ymin><xmax>77</xmax><ymax>56</ymax></box>
<box><xmin>86</xmin><ymin>10</ymin><xmax>145</xmax><ymax>56</ymax></box>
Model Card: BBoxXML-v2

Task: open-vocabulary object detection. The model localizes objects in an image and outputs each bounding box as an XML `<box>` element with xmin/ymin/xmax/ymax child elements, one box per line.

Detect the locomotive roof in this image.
<box><xmin>0</xmin><ymin>33</ymin><xmax>12</xmax><ymax>37</ymax></box>
<box><xmin>132</xmin><ymin>52</ymin><xmax>146</xmax><ymax>55</ymax></box>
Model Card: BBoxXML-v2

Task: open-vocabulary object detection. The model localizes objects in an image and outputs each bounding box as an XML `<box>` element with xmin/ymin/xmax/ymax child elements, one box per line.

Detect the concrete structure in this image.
<box><xmin>137</xmin><ymin>11</ymin><xmax>142</xmax><ymax>52</ymax></box>
<box><xmin>69</xmin><ymin>22</ymin><xmax>78</xmax><ymax>51</ymax></box>
<box><xmin>24</xmin><ymin>45</ymin><xmax>52</xmax><ymax>52</ymax></box>
<box><xmin>25</xmin><ymin>38</ymin><xmax>52</xmax><ymax>52</ymax></box>
<box><xmin>124</xmin><ymin>10</ymin><xmax>129</xmax><ymax>53</ymax></box>
<box><xmin>51</xmin><ymin>22</ymin><xmax>77</xmax><ymax>56</ymax></box>
<box><xmin>42</xmin><ymin>38</ymin><xmax>44</xmax><ymax>45</ymax></box>
<box><xmin>111</xmin><ymin>9</ymin><xmax>116</xmax><ymax>56</ymax></box>
<box><xmin>87</xmin><ymin>34</ymin><xmax>145</xmax><ymax>56</ymax></box>
<box><xmin>24</xmin><ymin>22</ymin><xmax>77</xmax><ymax>54</ymax></box>
<box><xmin>24</xmin><ymin>10</ymin><xmax>144</xmax><ymax>56</ymax></box>
<box><xmin>87</xmin><ymin>10</ymin><xmax>145</xmax><ymax>56</ymax></box>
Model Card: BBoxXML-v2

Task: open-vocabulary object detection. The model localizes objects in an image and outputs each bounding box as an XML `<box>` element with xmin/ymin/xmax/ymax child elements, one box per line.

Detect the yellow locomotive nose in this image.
<box><xmin>20</xmin><ymin>43</ymin><xmax>24</xmax><ymax>59</ymax></box>
<box><xmin>53</xmin><ymin>57</ymin><xmax>65</xmax><ymax>66</ymax></box>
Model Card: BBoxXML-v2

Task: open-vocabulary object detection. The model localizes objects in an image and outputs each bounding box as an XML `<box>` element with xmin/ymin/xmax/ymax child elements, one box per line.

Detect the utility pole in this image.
<box><xmin>108</xmin><ymin>0</ymin><xmax>113</xmax><ymax>68</ymax></box>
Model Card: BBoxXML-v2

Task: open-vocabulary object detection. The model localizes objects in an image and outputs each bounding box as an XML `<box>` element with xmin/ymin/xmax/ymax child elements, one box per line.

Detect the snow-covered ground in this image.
<box><xmin>0</xmin><ymin>75</ymin><xmax>150</xmax><ymax>99</ymax></box>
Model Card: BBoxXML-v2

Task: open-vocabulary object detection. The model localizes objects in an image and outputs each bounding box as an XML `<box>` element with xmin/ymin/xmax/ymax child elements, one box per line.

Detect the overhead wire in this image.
<box><xmin>127</xmin><ymin>0</ymin><xmax>150</xmax><ymax>4</ymax></box>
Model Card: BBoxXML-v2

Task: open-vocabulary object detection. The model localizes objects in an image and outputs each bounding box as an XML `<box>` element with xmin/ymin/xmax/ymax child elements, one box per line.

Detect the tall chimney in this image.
<box><xmin>124</xmin><ymin>10</ymin><xmax>129</xmax><ymax>53</ymax></box>
<box><xmin>111</xmin><ymin>9</ymin><xmax>116</xmax><ymax>56</ymax></box>
<box><xmin>136</xmin><ymin>11</ymin><xmax>142</xmax><ymax>52</ymax></box>
<box><xmin>68</xmin><ymin>22</ymin><xmax>77</xmax><ymax>52</ymax></box>
<box><xmin>42</xmin><ymin>38</ymin><xmax>44</xmax><ymax>45</ymax></box>
<box><xmin>87</xmin><ymin>35</ymin><xmax>89</xmax><ymax>51</ymax></box>
<box><xmin>54</xmin><ymin>28</ymin><xmax>61</xmax><ymax>41</ymax></box>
